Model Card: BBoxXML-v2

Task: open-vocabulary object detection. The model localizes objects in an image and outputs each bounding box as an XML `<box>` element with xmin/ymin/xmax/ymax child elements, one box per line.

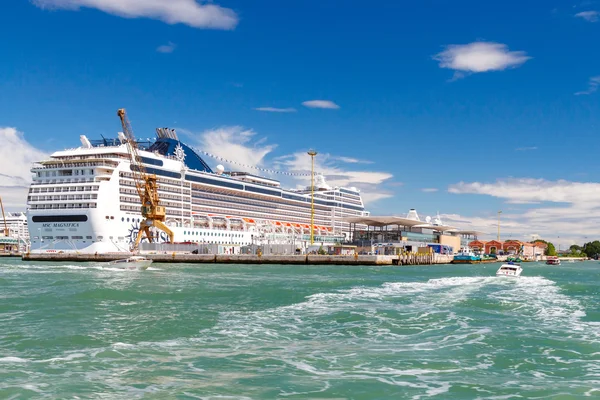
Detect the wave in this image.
<box><xmin>0</xmin><ymin>356</ymin><xmax>29</xmax><ymax>363</ymax></box>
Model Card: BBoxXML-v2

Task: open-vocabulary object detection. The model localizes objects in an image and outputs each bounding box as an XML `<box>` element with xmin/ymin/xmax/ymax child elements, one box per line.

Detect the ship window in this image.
<box><xmin>56</xmin><ymin>236</ymin><xmax>68</xmax><ymax>240</ymax></box>
<box><xmin>86</xmin><ymin>236</ymin><xmax>92</xmax><ymax>239</ymax></box>
<box><xmin>72</xmin><ymin>236</ymin><xmax>83</xmax><ymax>239</ymax></box>
<box><xmin>110</xmin><ymin>216</ymin><xmax>114</xmax><ymax>219</ymax></box>
<box><xmin>42</xmin><ymin>236</ymin><xmax>53</xmax><ymax>239</ymax></box>
<box><xmin>121</xmin><ymin>217</ymin><xmax>124</xmax><ymax>222</ymax></box>
<box><xmin>98</xmin><ymin>236</ymin><xmax>103</xmax><ymax>240</ymax></box>
<box><xmin>127</xmin><ymin>218</ymin><xmax>130</xmax><ymax>222</ymax></box>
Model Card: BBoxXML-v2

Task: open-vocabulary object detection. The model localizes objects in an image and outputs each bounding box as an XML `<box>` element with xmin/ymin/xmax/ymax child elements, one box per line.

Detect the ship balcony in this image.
<box><xmin>33</xmin><ymin>161</ymin><xmax>118</xmax><ymax>170</ymax></box>
<box><xmin>28</xmin><ymin>194</ymin><xmax>98</xmax><ymax>202</ymax></box>
<box><xmin>30</xmin><ymin>178</ymin><xmax>96</xmax><ymax>185</ymax></box>
<box><xmin>94</xmin><ymin>171</ymin><xmax>115</xmax><ymax>181</ymax></box>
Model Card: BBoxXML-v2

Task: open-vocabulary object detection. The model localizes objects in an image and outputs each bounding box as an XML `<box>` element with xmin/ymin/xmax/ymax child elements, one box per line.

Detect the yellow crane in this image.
<box><xmin>0</xmin><ymin>196</ymin><xmax>8</xmax><ymax>236</ymax></box>
<box><xmin>117</xmin><ymin>109</ymin><xmax>174</xmax><ymax>250</ymax></box>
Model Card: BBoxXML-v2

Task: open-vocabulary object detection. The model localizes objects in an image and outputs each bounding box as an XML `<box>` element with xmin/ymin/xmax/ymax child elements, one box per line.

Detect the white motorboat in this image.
<box><xmin>108</xmin><ymin>256</ymin><xmax>152</xmax><ymax>271</ymax></box>
<box><xmin>496</xmin><ymin>262</ymin><xmax>523</xmax><ymax>277</ymax></box>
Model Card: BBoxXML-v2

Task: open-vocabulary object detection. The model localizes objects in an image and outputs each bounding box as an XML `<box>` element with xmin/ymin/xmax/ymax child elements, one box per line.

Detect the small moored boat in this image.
<box><xmin>108</xmin><ymin>256</ymin><xmax>152</xmax><ymax>270</ymax></box>
<box><xmin>452</xmin><ymin>247</ymin><xmax>482</xmax><ymax>264</ymax></box>
<box><xmin>496</xmin><ymin>262</ymin><xmax>523</xmax><ymax>277</ymax></box>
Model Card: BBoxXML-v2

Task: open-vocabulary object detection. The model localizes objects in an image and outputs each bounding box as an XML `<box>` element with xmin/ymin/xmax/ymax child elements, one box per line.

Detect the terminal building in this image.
<box><xmin>344</xmin><ymin>209</ymin><xmax>478</xmax><ymax>255</ymax></box>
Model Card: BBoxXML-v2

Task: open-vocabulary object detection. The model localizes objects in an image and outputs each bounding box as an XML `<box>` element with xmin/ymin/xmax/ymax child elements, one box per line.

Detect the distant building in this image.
<box><xmin>0</xmin><ymin>236</ymin><xmax>19</xmax><ymax>253</ymax></box>
<box><xmin>468</xmin><ymin>240</ymin><xmax>547</xmax><ymax>258</ymax></box>
<box><xmin>1</xmin><ymin>212</ymin><xmax>29</xmax><ymax>252</ymax></box>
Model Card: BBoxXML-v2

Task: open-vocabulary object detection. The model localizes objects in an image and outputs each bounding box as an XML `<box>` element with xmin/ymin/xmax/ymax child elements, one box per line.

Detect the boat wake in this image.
<box><xmin>2</xmin><ymin>271</ymin><xmax>598</xmax><ymax>398</ymax></box>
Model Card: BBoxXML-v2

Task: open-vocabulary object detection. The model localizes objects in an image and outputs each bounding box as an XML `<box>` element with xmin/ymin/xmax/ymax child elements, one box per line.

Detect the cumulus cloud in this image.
<box><xmin>33</xmin><ymin>0</ymin><xmax>239</xmax><ymax>30</ymax></box>
<box><xmin>421</xmin><ymin>188</ymin><xmax>439</xmax><ymax>193</ymax></box>
<box><xmin>302</xmin><ymin>100</ymin><xmax>340</xmax><ymax>109</ymax></box>
<box><xmin>447</xmin><ymin>177</ymin><xmax>600</xmax><ymax>247</ymax></box>
<box><xmin>575</xmin><ymin>76</ymin><xmax>600</xmax><ymax>95</ymax></box>
<box><xmin>253</xmin><ymin>107</ymin><xmax>297</xmax><ymax>113</ymax></box>
<box><xmin>156</xmin><ymin>41</ymin><xmax>176</xmax><ymax>53</ymax></box>
<box><xmin>433</xmin><ymin>42</ymin><xmax>531</xmax><ymax>79</ymax></box>
<box><xmin>190</xmin><ymin>126</ymin><xmax>276</xmax><ymax>172</ymax></box>
<box><xmin>575</xmin><ymin>11</ymin><xmax>599</xmax><ymax>22</ymax></box>
<box><xmin>0</xmin><ymin>127</ymin><xmax>48</xmax><ymax>209</ymax></box>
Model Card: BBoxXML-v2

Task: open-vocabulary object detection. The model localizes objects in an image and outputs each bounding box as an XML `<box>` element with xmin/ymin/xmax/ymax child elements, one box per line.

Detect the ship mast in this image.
<box><xmin>0</xmin><ymin>196</ymin><xmax>8</xmax><ymax>236</ymax></box>
<box><xmin>117</xmin><ymin>109</ymin><xmax>174</xmax><ymax>251</ymax></box>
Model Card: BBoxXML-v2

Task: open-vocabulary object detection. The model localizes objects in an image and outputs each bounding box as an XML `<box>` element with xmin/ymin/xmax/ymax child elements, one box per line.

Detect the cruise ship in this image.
<box><xmin>27</xmin><ymin>128</ymin><xmax>369</xmax><ymax>253</ymax></box>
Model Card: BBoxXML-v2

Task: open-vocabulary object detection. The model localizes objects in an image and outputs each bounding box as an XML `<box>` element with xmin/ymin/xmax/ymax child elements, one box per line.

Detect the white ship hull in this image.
<box><xmin>27</xmin><ymin>130</ymin><xmax>368</xmax><ymax>254</ymax></box>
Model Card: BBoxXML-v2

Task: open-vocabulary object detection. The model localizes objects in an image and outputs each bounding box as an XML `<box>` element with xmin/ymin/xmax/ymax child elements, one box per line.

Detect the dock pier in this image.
<box><xmin>22</xmin><ymin>252</ymin><xmax>455</xmax><ymax>266</ymax></box>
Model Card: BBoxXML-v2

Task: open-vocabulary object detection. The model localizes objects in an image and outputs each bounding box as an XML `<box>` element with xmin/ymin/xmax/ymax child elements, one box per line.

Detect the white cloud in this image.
<box><xmin>156</xmin><ymin>41</ymin><xmax>176</xmax><ymax>53</ymax></box>
<box><xmin>449</xmin><ymin>178</ymin><xmax>600</xmax><ymax>205</ymax></box>
<box><xmin>0</xmin><ymin>127</ymin><xmax>48</xmax><ymax>209</ymax></box>
<box><xmin>333</xmin><ymin>156</ymin><xmax>373</xmax><ymax>164</ymax></box>
<box><xmin>421</xmin><ymin>188</ymin><xmax>439</xmax><ymax>193</ymax></box>
<box><xmin>447</xmin><ymin>177</ymin><xmax>600</xmax><ymax>247</ymax></box>
<box><xmin>575</xmin><ymin>10</ymin><xmax>599</xmax><ymax>22</ymax></box>
<box><xmin>575</xmin><ymin>76</ymin><xmax>600</xmax><ymax>95</ymax></box>
<box><xmin>191</xmin><ymin>126</ymin><xmax>276</xmax><ymax>172</ymax></box>
<box><xmin>515</xmin><ymin>146</ymin><xmax>538</xmax><ymax>151</ymax></box>
<box><xmin>302</xmin><ymin>100</ymin><xmax>340</xmax><ymax>110</ymax></box>
<box><xmin>253</xmin><ymin>107</ymin><xmax>297</xmax><ymax>113</ymax></box>
<box><xmin>33</xmin><ymin>0</ymin><xmax>239</xmax><ymax>30</ymax></box>
<box><xmin>433</xmin><ymin>42</ymin><xmax>531</xmax><ymax>78</ymax></box>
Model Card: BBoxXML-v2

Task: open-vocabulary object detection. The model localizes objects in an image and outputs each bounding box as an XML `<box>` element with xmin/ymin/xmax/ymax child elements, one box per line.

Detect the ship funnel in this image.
<box><xmin>80</xmin><ymin>135</ymin><xmax>92</xmax><ymax>149</ymax></box>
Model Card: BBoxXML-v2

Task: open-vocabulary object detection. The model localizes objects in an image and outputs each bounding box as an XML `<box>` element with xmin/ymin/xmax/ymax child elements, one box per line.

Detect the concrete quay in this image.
<box><xmin>22</xmin><ymin>252</ymin><xmax>455</xmax><ymax>266</ymax></box>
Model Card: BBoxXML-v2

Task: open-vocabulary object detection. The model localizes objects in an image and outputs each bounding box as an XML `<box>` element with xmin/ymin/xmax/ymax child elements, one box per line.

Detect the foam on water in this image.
<box><xmin>0</xmin><ymin>356</ymin><xmax>29</xmax><ymax>363</ymax></box>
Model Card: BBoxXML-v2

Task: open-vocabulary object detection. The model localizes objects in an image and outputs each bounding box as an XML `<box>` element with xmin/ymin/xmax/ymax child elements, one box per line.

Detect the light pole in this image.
<box><xmin>307</xmin><ymin>149</ymin><xmax>317</xmax><ymax>245</ymax></box>
<box><xmin>497</xmin><ymin>210</ymin><xmax>502</xmax><ymax>241</ymax></box>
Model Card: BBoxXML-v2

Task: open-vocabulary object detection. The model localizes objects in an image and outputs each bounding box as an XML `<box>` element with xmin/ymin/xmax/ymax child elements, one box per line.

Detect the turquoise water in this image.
<box><xmin>1</xmin><ymin>259</ymin><xmax>599</xmax><ymax>399</ymax></box>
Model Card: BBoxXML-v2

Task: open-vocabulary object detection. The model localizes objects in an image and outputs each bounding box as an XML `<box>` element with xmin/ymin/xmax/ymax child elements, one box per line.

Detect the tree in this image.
<box><xmin>583</xmin><ymin>241</ymin><xmax>600</xmax><ymax>259</ymax></box>
<box><xmin>490</xmin><ymin>247</ymin><xmax>497</xmax><ymax>254</ymax></box>
<box><xmin>545</xmin><ymin>242</ymin><xmax>557</xmax><ymax>256</ymax></box>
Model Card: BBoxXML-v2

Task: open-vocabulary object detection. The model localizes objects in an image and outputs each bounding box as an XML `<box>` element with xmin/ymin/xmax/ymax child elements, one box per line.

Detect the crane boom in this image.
<box><xmin>0</xmin><ymin>196</ymin><xmax>8</xmax><ymax>236</ymax></box>
<box><xmin>117</xmin><ymin>109</ymin><xmax>174</xmax><ymax>251</ymax></box>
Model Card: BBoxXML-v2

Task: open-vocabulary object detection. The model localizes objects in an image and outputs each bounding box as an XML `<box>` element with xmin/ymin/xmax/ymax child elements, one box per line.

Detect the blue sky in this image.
<box><xmin>1</xmin><ymin>0</ymin><xmax>599</xmax><ymax>245</ymax></box>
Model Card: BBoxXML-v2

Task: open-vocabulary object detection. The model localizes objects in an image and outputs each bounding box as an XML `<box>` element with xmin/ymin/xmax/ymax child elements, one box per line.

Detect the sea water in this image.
<box><xmin>1</xmin><ymin>258</ymin><xmax>599</xmax><ymax>399</ymax></box>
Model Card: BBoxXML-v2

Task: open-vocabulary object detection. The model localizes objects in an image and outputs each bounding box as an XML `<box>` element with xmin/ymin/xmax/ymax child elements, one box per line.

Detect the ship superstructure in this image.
<box><xmin>27</xmin><ymin>128</ymin><xmax>369</xmax><ymax>253</ymax></box>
